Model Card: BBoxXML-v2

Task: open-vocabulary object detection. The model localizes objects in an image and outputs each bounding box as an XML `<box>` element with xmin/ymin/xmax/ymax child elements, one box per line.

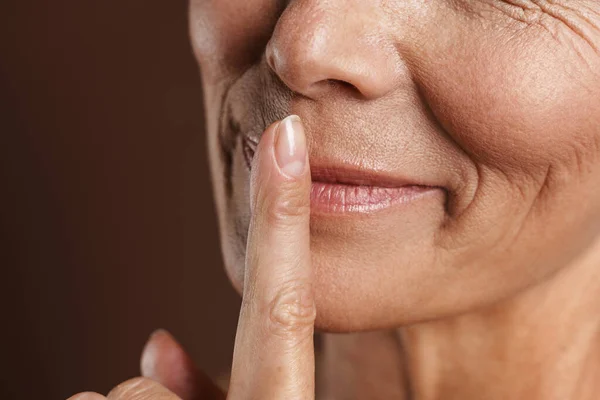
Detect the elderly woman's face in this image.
<box><xmin>190</xmin><ymin>1</ymin><xmax>600</xmax><ymax>331</ymax></box>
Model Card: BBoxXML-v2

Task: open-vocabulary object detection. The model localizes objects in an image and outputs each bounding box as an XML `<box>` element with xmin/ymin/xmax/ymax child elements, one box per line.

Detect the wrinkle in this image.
<box><xmin>530</xmin><ymin>0</ymin><xmax>600</xmax><ymax>53</ymax></box>
<box><xmin>509</xmin><ymin>164</ymin><xmax>552</xmax><ymax>249</ymax></box>
<box><xmin>473</xmin><ymin>1</ymin><xmax>600</xmax><ymax>55</ymax></box>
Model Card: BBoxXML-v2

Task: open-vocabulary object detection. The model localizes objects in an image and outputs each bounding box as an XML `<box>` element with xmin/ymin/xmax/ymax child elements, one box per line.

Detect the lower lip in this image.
<box><xmin>310</xmin><ymin>181</ymin><xmax>439</xmax><ymax>214</ymax></box>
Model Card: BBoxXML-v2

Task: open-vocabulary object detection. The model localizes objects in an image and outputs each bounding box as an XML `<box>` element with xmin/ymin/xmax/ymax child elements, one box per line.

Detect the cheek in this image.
<box><xmin>416</xmin><ymin>28</ymin><xmax>600</xmax><ymax>177</ymax></box>
<box><xmin>413</xmin><ymin>17</ymin><xmax>600</xmax><ymax>271</ymax></box>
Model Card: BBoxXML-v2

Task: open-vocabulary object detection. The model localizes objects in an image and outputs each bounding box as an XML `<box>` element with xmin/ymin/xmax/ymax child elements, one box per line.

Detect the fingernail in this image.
<box><xmin>141</xmin><ymin>329</ymin><xmax>167</xmax><ymax>377</ymax></box>
<box><xmin>148</xmin><ymin>329</ymin><xmax>168</xmax><ymax>340</ymax></box>
<box><xmin>141</xmin><ymin>335</ymin><xmax>159</xmax><ymax>378</ymax></box>
<box><xmin>274</xmin><ymin>115</ymin><xmax>307</xmax><ymax>177</ymax></box>
<box><xmin>67</xmin><ymin>393</ymin><xmax>106</xmax><ymax>400</ymax></box>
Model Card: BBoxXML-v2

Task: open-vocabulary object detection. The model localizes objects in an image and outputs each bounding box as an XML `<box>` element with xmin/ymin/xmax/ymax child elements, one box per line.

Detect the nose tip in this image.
<box><xmin>265</xmin><ymin>6</ymin><xmax>402</xmax><ymax>100</ymax></box>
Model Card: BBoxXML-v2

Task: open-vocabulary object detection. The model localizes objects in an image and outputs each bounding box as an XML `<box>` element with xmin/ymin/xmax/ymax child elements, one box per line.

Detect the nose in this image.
<box><xmin>265</xmin><ymin>1</ymin><xmax>403</xmax><ymax>100</ymax></box>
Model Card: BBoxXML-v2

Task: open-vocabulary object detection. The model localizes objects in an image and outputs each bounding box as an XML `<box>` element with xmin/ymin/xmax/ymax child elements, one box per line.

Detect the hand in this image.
<box><xmin>68</xmin><ymin>115</ymin><xmax>316</xmax><ymax>400</ymax></box>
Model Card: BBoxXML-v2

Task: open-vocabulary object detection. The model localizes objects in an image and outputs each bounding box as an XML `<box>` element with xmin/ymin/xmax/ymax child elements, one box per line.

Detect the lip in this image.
<box><xmin>309</xmin><ymin>166</ymin><xmax>441</xmax><ymax>214</ymax></box>
<box><xmin>310</xmin><ymin>181</ymin><xmax>438</xmax><ymax>214</ymax></box>
<box><xmin>243</xmin><ymin>136</ymin><xmax>443</xmax><ymax>214</ymax></box>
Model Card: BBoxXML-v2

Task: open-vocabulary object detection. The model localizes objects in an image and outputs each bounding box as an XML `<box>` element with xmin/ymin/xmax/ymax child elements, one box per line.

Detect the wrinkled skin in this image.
<box><xmin>190</xmin><ymin>0</ymin><xmax>600</xmax><ymax>331</ymax></box>
<box><xmin>68</xmin><ymin>2</ymin><xmax>600</xmax><ymax>400</ymax></box>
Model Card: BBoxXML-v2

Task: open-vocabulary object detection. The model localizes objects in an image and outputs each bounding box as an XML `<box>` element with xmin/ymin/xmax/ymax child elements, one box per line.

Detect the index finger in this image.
<box><xmin>227</xmin><ymin>115</ymin><xmax>315</xmax><ymax>400</ymax></box>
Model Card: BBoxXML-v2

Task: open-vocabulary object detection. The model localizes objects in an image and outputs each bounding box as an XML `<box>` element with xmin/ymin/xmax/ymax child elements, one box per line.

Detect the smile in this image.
<box><xmin>244</xmin><ymin>135</ymin><xmax>443</xmax><ymax>215</ymax></box>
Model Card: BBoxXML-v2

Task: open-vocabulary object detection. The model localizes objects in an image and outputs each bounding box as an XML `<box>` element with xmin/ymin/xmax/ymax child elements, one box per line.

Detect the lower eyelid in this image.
<box><xmin>471</xmin><ymin>1</ymin><xmax>600</xmax><ymax>48</ymax></box>
<box><xmin>529</xmin><ymin>2</ymin><xmax>600</xmax><ymax>54</ymax></box>
<box><xmin>473</xmin><ymin>0</ymin><xmax>542</xmax><ymax>24</ymax></box>
<box><xmin>449</xmin><ymin>0</ymin><xmax>540</xmax><ymax>29</ymax></box>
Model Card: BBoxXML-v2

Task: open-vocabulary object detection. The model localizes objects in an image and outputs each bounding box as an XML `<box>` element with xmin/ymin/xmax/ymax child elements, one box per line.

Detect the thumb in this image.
<box><xmin>140</xmin><ymin>330</ymin><xmax>225</xmax><ymax>400</ymax></box>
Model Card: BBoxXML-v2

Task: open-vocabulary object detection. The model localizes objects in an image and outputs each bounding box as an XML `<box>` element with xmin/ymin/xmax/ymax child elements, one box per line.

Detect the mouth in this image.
<box><xmin>243</xmin><ymin>136</ymin><xmax>444</xmax><ymax>215</ymax></box>
<box><xmin>309</xmin><ymin>168</ymin><xmax>440</xmax><ymax>214</ymax></box>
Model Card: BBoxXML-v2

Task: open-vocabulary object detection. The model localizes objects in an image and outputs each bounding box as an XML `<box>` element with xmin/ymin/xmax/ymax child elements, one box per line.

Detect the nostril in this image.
<box><xmin>327</xmin><ymin>79</ymin><xmax>354</xmax><ymax>88</ymax></box>
<box><xmin>320</xmin><ymin>78</ymin><xmax>361</xmax><ymax>97</ymax></box>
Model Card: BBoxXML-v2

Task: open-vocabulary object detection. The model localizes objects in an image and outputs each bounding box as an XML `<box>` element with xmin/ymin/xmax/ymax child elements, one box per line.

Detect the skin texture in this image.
<box><xmin>69</xmin><ymin>1</ymin><xmax>600</xmax><ymax>399</ymax></box>
<box><xmin>190</xmin><ymin>0</ymin><xmax>600</xmax><ymax>331</ymax></box>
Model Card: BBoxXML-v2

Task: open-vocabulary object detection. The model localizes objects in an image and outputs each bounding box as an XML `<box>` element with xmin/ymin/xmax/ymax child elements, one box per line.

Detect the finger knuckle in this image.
<box><xmin>267</xmin><ymin>282</ymin><xmax>316</xmax><ymax>338</ymax></box>
<box><xmin>107</xmin><ymin>377</ymin><xmax>162</xmax><ymax>400</ymax></box>
<box><xmin>261</xmin><ymin>183</ymin><xmax>310</xmax><ymax>227</ymax></box>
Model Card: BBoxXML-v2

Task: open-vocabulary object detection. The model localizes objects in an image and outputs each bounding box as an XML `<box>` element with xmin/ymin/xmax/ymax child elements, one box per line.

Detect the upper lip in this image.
<box><xmin>309</xmin><ymin>165</ymin><xmax>431</xmax><ymax>188</ymax></box>
<box><xmin>243</xmin><ymin>135</ymin><xmax>435</xmax><ymax>189</ymax></box>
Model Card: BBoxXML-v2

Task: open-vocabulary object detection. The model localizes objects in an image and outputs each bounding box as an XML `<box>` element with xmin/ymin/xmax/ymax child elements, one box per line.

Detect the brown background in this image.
<box><xmin>1</xmin><ymin>1</ymin><xmax>240</xmax><ymax>399</ymax></box>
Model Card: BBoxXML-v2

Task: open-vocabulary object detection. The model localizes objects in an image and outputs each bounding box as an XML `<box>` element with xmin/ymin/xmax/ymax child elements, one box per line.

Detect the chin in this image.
<box><xmin>220</xmin><ymin>187</ymin><xmax>493</xmax><ymax>333</ymax></box>
<box><xmin>219</xmin><ymin>186</ymin><xmax>600</xmax><ymax>333</ymax></box>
